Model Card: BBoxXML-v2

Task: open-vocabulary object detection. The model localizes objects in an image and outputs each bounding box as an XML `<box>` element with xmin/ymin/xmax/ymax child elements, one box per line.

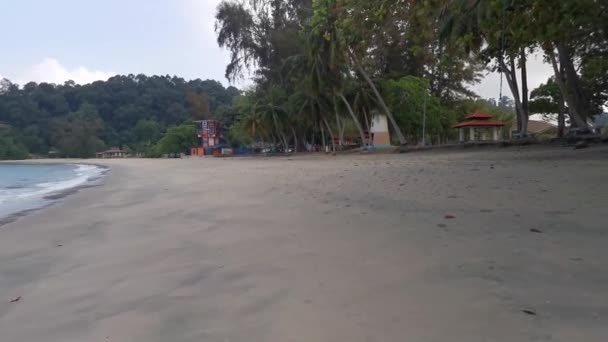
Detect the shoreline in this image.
<box><xmin>0</xmin><ymin>163</ymin><xmax>110</xmax><ymax>227</ymax></box>
<box><xmin>1</xmin><ymin>147</ymin><xmax>607</xmax><ymax>341</ymax></box>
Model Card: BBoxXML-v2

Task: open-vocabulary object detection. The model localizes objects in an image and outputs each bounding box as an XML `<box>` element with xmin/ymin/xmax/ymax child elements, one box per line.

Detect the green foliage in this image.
<box><xmin>131</xmin><ymin>119</ymin><xmax>163</xmax><ymax>153</ymax></box>
<box><xmin>155</xmin><ymin>124</ymin><xmax>197</xmax><ymax>155</ymax></box>
<box><xmin>226</xmin><ymin>122</ymin><xmax>254</xmax><ymax>148</ymax></box>
<box><xmin>0</xmin><ymin>129</ymin><xmax>29</xmax><ymax>160</ymax></box>
<box><xmin>50</xmin><ymin>103</ymin><xmax>106</xmax><ymax>158</ymax></box>
<box><xmin>383</xmin><ymin>76</ymin><xmax>457</xmax><ymax>143</ymax></box>
<box><xmin>0</xmin><ymin>75</ymin><xmax>240</xmax><ymax>157</ymax></box>
<box><xmin>530</xmin><ymin>79</ymin><xmax>562</xmax><ymax>115</ymax></box>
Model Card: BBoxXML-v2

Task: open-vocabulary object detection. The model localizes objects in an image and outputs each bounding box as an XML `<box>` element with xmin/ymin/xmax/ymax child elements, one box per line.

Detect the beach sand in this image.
<box><xmin>1</xmin><ymin>146</ymin><xmax>607</xmax><ymax>341</ymax></box>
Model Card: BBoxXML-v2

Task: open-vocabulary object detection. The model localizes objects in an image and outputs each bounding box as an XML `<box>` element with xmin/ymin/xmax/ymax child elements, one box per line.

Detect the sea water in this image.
<box><xmin>0</xmin><ymin>164</ymin><xmax>104</xmax><ymax>220</ymax></box>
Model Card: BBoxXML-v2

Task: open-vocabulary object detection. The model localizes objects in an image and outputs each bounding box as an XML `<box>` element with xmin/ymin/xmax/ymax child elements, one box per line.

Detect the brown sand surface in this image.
<box><xmin>1</xmin><ymin>146</ymin><xmax>607</xmax><ymax>341</ymax></box>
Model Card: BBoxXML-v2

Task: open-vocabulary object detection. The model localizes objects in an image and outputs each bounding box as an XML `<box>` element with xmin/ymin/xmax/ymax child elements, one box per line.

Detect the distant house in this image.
<box><xmin>370</xmin><ymin>114</ymin><xmax>391</xmax><ymax>146</ymax></box>
<box><xmin>96</xmin><ymin>147</ymin><xmax>128</xmax><ymax>159</ymax></box>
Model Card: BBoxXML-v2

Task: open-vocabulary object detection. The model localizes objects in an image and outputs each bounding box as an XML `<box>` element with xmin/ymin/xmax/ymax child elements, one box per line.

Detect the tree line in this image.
<box><xmin>0</xmin><ymin>75</ymin><xmax>240</xmax><ymax>159</ymax></box>
<box><xmin>215</xmin><ymin>0</ymin><xmax>606</xmax><ymax>150</ymax></box>
<box><xmin>1</xmin><ymin>0</ymin><xmax>605</xmax><ymax>159</ymax></box>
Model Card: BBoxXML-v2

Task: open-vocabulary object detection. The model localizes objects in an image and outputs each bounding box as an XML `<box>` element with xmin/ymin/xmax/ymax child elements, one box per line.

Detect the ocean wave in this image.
<box><xmin>0</xmin><ymin>164</ymin><xmax>105</xmax><ymax>206</ymax></box>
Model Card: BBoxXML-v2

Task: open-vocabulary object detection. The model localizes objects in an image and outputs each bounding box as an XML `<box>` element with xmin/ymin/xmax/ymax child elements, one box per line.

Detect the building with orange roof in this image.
<box><xmin>454</xmin><ymin>112</ymin><xmax>506</xmax><ymax>142</ymax></box>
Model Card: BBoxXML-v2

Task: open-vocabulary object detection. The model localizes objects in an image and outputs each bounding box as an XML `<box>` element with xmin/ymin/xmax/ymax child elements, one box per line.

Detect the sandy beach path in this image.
<box><xmin>1</xmin><ymin>147</ymin><xmax>607</xmax><ymax>341</ymax></box>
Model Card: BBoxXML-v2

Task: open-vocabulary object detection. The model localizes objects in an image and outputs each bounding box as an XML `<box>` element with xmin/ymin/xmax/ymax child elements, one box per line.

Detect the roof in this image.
<box><xmin>103</xmin><ymin>147</ymin><xmax>127</xmax><ymax>153</ymax></box>
<box><xmin>464</xmin><ymin>112</ymin><xmax>493</xmax><ymax>120</ymax></box>
<box><xmin>454</xmin><ymin>120</ymin><xmax>506</xmax><ymax>128</ymax></box>
<box><xmin>527</xmin><ymin>120</ymin><xmax>556</xmax><ymax>134</ymax></box>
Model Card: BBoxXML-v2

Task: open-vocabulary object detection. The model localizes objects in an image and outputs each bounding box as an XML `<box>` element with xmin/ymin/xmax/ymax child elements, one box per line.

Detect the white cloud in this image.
<box><xmin>16</xmin><ymin>58</ymin><xmax>116</xmax><ymax>85</ymax></box>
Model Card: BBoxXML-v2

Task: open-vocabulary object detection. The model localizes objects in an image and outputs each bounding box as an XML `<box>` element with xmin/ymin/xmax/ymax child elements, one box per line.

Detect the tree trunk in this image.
<box><xmin>281</xmin><ymin>132</ymin><xmax>289</xmax><ymax>152</ymax></box>
<box><xmin>362</xmin><ymin>108</ymin><xmax>371</xmax><ymax>146</ymax></box>
<box><xmin>349</xmin><ymin>49</ymin><xmax>406</xmax><ymax>145</ymax></box>
<box><xmin>320</xmin><ymin>120</ymin><xmax>327</xmax><ymax>152</ymax></box>
<box><xmin>290</xmin><ymin>126</ymin><xmax>298</xmax><ymax>153</ymax></box>
<box><xmin>500</xmin><ymin>56</ymin><xmax>524</xmax><ymax>136</ymax></box>
<box><xmin>270</xmin><ymin>109</ymin><xmax>288</xmax><ymax>152</ymax></box>
<box><xmin>520</xmin><ymin>48</ymin><xmax>529</xmax><ymax>136</ymax></box>
<box><xmin>333</xmin><ymin>95</ymin><xmax>343</xmax><ymax>148</ymax></box>
<box><xmin>546</xmin><ymin>46</ymin><xmax>588</xmax><ymax>129</ymax></box>
<box><xmin>323</xmin><ymin>117</ymin><xmax>336</xmax><ymax>153</ymax></box>
<box><xmin>339</xmin><ymin>116</ymin><xmax>346</xmax><ymax>146</ymax></box>
<box><xmin>557</xmin><ymin>44</ymin><xmax>590</xmax><ymax>130</ymax></box>
<box><xmin>340</xmin><ymin>94</ymin><xmax>368</xmax><ymax>150</ymax></box>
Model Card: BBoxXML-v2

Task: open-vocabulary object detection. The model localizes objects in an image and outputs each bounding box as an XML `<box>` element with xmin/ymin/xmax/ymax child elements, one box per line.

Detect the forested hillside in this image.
<box><xmin>0</xmin><ymin>75</ymin><xmax>240</xmax><ymax>158</ymax></box>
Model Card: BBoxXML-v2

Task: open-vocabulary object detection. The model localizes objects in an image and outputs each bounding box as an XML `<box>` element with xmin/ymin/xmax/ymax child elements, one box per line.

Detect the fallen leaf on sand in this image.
<box><xmin>444</xmin><ymin>215</ymin><xmax>456</xmax><ymax>219</ymax></box>
<box><xmin>10</xmin><ymin>296</ymin><xmax>21</xmax><ymax>303</ymax></box>
<box><xmin>522</xmin><ymin>309</ymin><xmax>537</xmax><ymax>316</ymax></box>
<box><xmin>530</xmin><ymin>228</ymin><xmax>543</xmax><ymax>233</ymax></box>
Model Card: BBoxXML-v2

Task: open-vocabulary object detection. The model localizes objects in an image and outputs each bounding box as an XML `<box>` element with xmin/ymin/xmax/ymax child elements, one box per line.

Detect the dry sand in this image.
<box><xmin>1</xmin><ymin>146</ymin><xmax>607</xmax><ymax>341</ymax></box>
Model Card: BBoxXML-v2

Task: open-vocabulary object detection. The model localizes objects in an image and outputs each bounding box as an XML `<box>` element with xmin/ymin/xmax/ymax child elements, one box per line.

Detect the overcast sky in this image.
<box><xmin>0</xmin><ymin>0</ymin><xmax>553</xmax><ymax>99</ymax></box>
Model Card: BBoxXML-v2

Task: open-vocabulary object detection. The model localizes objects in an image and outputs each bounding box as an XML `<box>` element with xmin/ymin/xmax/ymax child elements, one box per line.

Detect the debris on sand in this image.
<box><xmin>444</xmin><ymin>214</ymin><xmax>456</xmax><ymax>219</ymax></box>
<box><xmin>529</xmin><ymin>228</ymin><xmax>543</xmax><ymax>234</ymax></box>
<box><xmin>10</xmin><ymin>296</ymin><xmax>21</xmax><ymax>303</ymax></box>
<box><xmin>522</xmin><ymin>309</ymin><xmax>537</xmax><ymax>316</ymax></box>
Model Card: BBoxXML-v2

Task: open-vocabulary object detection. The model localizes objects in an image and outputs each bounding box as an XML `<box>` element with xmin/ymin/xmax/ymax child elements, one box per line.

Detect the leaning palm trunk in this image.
<box><xmin>281</xmin><ymin>133</ymin><xmax>289</xmax><ymax>152</ymax></box>
<box><xmin>323</xmin><ymin>117</ymin><xmax>336</xmax><ymax>153</ymax></box>
<box><xmin>339</xmin><ymin>94</ymin><xmax>367</xmax><ymax>150</ymax></box>
<box><xmin>320</xmin><ymin>120</ymin><xmax>327</xmax><ymax>152</ymax></box>
<box><xmin>362</xmin><ymin>108</ymin><xmax>371</xmax><ymax>144</ymax></box>
<box><xmin>333</xmin><ymin>96</ymin><xmax>344</xmax><ymax>147</ymax></box>
<box><xmin>290</xmin><ymin>126</ymin><xmax>298</xmax><ymax>153</ymax></box>
<box><xmin>271</xmin><ymin>110</ymin><xmax>289</xmax><ymax>152</ymax></box>
<box><xmin>348</xmin><ymin>49</ymin><xmax>407</xmax><ymax>145</ymax></box>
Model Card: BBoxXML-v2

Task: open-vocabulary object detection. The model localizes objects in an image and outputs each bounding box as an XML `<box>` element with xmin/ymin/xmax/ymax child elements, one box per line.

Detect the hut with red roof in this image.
<box><xmin>454</xmin><ymin>112</ymin><xmax>506</xmax><ymax>142</ymax></box>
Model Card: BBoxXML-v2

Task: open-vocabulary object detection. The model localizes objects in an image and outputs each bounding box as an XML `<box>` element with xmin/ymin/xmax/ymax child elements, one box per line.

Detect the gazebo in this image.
<box><xmin>454</xmin><ymin>112</ymin><xmax>506</xmax><ymax>142</ymax></box>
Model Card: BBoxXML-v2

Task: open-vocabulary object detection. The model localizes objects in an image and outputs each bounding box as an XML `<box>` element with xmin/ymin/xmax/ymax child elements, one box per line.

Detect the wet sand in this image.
<box><xmin>1</xmin><ymin>146</ymin><xmax>607</xmax><ymax>341</ymax></box>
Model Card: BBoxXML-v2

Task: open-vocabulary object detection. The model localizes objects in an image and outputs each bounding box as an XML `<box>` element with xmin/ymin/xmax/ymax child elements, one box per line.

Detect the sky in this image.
<box><xmin>0</xmin><ymin>0</ymin><xmax>553</xmax><ymax>99</ymax></box>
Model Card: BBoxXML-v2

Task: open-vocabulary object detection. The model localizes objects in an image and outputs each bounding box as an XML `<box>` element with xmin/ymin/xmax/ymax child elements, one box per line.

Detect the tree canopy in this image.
<box><xmin>1</xmin><ymin>0</ymin><xmax>605</xmax><ymax>159</ymax></box>
<box><xmin>0</xmin><ymin>75</ymin><xmax>241</xmax><ymax>159</ymax></box>
<box><xmin>213</xmin><ymin>0</ymin><xmax>605</xmax><ymax>150</ymax></box>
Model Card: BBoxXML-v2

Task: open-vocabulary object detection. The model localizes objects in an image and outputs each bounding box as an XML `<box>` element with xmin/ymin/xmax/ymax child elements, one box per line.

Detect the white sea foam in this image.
<box><xmin>32</xmin><ymin>164</ymin><xmax>104</xmax><ymax>197</ymax></box>
<box><xmin>0</xmin><ymin>164</ymin><xmax>105</xmax><ymax>218</ymax></box>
